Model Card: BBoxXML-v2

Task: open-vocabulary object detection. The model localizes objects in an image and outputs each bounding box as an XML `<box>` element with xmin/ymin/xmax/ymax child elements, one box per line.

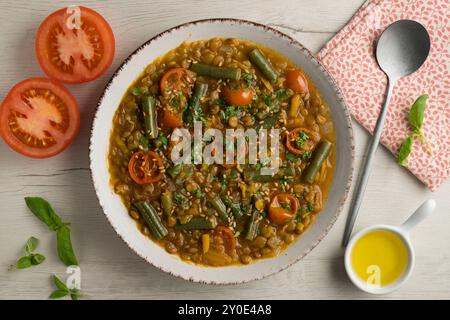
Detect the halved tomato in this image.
<box><xmin>0</xmin><ymin>78</ymin><xmax>80</xmax><ymax>158</ymax></box>
<box><xmin>35</xmin><ymin>6</ymin><xmax>115</xmax><ymax>84</ymax></box>
<box><xmin>268</xmin><ymin>193</ymin><xmax>299</xmax><ymax>225</ymax></box>
<box><xmin>128</xmin><ymin>150</ymin><xmax>164</xmax><ymax>184</ymax></box>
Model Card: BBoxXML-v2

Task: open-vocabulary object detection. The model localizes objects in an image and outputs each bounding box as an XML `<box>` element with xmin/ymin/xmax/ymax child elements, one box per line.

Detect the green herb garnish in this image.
<box><xmin>14</xmin><ymin>237</ymin><xmax>45</xmax><ymax>269</ymax></box>
<box><xmin>24</xmin><ymin>197</ymin><xmax>78</xmax><ymax>266</ymax></box>
<box><xmin>242</xmin><ymin>72</ymin><xmax>255</xmax><ymax>88</ymax></box>
<box><xmin>296</xmin><ymin>131</ymin><xmax>309</xmax><ymax>148</ymax></box>
<box><xmin>132</xmin><ymin>87</ymin><xmax>143</xmax><ymax>96</ymax></box>
<box><xmin>173</xmin><ymin>192</ymin><xmax>186</xmax><ymax>205</ymax></box>
<box><xmin>398</xmin><ymin>94</ymin><xmax>432</xmax><ymax>166</ymax></box>
<box><xmin>220</xmin><ymin>105</ymin><xmax>242</xmax><ymax>121</ymax></box>
<box><xmin>155</xmin><ymin>132</ymin><xmax>168</xmax><ymax>148</ymax></box>
<box><xmin>49</xmin><ymin>275</ymin><xmax>82</xmax><ymax>300</ymax></box>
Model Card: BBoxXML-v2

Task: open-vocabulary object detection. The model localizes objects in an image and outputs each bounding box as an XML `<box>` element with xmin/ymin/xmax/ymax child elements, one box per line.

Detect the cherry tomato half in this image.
<box><xmin>128</xmin><ymin>150</ymin><xmax>164</xmax><ymax>184</ymax></box>
<box><xmin>35</xmin><ymin>6</ymin><xmax>115</xmax><ymax>84</ymax></box>
<box><xmin>285</xmin><ymin>69</ymin><xmax>309</xmax><ymax>94</ymax></box>
<box><xmin>159</xmin><ymin>68</ymin><xmax>192</xmax><ymax>96</ymax></box>
<box><xmin>0</xmin><ymin>78</ymin><xmax>80</xmax><ymax>158</ymax></box>
<box><xmin>285</xmin><ymin>128</ymin><xmax>319</xmax><ymax>155</ymax></box>
<box><xmin>223</xmin><ymin>81</ymin><xmax>254</xmax><ymax>106</ymax></box>
<box><xmin>268</xmin><ymin>193</ymin><xmax>299</xmax><ymax>225</ymax></box>
<box><xmin>214</xmin><ymin>226</ymin><xmax>236</xmax><ymax>255</ymax></box>
<box><xmin>161</xmin><ymin>110</ymin><xmax>183</xmax><ymax>128</ymax></box>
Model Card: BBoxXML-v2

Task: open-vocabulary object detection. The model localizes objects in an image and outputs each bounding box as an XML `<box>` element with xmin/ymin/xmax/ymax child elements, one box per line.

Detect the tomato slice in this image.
<box><xmin>35</xmin><ymin>6</ymin><xmax>115</xmax><ymax>84</ymax></box>
<box><xmin>285</xmin><ymin>69</ymin><xmax>309</xmax><ymax>94</ymax></box>
<box><xmin>161</xmin><ymin>110</ymin><xmax>183</xmax><ymax>128</ymax></box>
<box><xmin>223</xmin><ymin>81</ymin><xmax>254</xmax><ymax>106</ymax></box>
<box><xmin>286</xmin><ymin>128</ymin><xmax>319</xmax><ymax>155</ymax></box>
<box><xmin>214</xmin><ymin>226</ymin><xmax>236</xmax><ymax>255</ymax></box>
<box><xmin>160</xmin><ymin>68</ymin><xmax>192</xmax><ymax>96</ymax></box>
<box><xmin>0</xmin><ymin>78</ymin><xmax>80</xmax><ymax>158</ymax></box>
<box><xmin>128</xmin><ymin>151</ymin><xmax>164</xmax><ymax>184</ymax></box>
<box><xmin>268</xmin><ymin>193</ymin><xmax>299</xmax><ymax>225</ymax></box>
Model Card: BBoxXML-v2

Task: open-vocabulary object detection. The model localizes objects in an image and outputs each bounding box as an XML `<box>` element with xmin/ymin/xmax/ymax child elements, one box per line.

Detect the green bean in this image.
<box><xmin>141</xmin><ymin>95</ymin><xmax>158</xmax><ymax>139</ymax></box>
<box><xmin>134</xmin><ymin>201</ymin><xmax>168</xmax><ymax>239</ymax></box>
<box><xmin>175</xmin><ymin>217</ymin><xmax>217</xmax><ymax>230</ymax></box>
<box><xmin>184</xmin><ymin>82</ymin><xmax>208</xmax><ymax>125</ymax></box>
<box><xmin>223</xmin><ymin>197</ymin><xmax>244</xmax><ymax>219</ymax></box>
<box><xmin>303</xmin><ymin>139</ymin><xmax>332</xmax><ymax>184</ymax></box>
<box><xmin>208</xmin><ymin>197</ymin><xmax>228</xmax><ymax>222</ymax></box>
<box><xmin>243</xmin><ymin>164</ymin><xmax>295</xmax><ymax>182</ymax></box>
<box><xmin>161</xmin><ymin>190</ymin><xmax>173</xmax><ymax>216</ymax></box>
<box><xmin>191</xmin><ymin>63</ymin><xmax>241</xmax><ymax>80</ymax></box>
<box><xmin>249</xmin><ymin>48</ymin><xmax>278</xmax><ymax>82</ymax></box>
<box><xmin>245</xmin><ymin>210</ymin><xmax>260</xmax><ymax>241</ymax></box>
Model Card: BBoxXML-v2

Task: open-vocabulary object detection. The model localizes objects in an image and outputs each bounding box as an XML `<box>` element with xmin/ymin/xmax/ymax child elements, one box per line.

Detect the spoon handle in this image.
<box><xmin>342</xmin><ymin>79</ymin><xmax>395</xmax><ymax>247</ymax></box>
<box><xmin>400</xmin><ymin>199</ymin><xmax>436</xmax><ymax>233</ymax></box>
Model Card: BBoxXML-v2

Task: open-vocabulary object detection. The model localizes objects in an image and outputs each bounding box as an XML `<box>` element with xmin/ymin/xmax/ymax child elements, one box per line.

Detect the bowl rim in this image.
<box><xmin>89</xmin><ymin>18</ymin><xmax>355</xmax><ymax>284</ymax></box>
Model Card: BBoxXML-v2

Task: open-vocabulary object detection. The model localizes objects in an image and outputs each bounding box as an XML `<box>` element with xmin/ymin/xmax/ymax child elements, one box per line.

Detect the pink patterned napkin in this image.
<box><xmin>317</xmin><ymin>0</ymin><xmax>450</xmax><ymax>191</ymax></box>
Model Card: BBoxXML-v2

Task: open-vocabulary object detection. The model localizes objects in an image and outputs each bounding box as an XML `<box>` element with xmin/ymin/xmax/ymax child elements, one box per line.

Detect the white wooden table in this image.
<box><xmin>1</xmin><ymin>0</ymin><xmax>449</xmax><ymax>300</ymax></box>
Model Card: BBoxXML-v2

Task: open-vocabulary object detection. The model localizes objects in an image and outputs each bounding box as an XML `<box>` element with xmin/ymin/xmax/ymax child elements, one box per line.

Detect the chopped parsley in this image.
<box><xmin>296</xmin><ymin>131</ymin><xmax>309</xmax><ymax>148</ymax></box>
<box><xmin>242</xmin><ymin>72</ymin><xmax>256</xmax><ymax>88</ymax></box>
<box><xmin>220</xmin><ymin>105</ymin><xmax>242</xmax><ymax>121</ymax></box>
<box><xmin>193</xmin><ymin>189</ymin><xmax>203</xmax><ymax>199</ymax></box>
<box><xmin>262</xmin><ymin>93</ymin><xmax>272</xmax><ymax>106</ymax></box>
<box><xmin>173</xmin><ymin>192</ymin><xmax>186</xmax><ymax>205</ymax></box>
<box><xmin>138</xmin><ymin>135</ymin><xmax>149</xmax><ymax>150</ymax></box>
<box><xmin>301</xmin><ymin>202</ymin><xmax>314</xmax><ymax>214</ymax></box>
<box><xmin>132</xmin><ymin>87</ymin><xmax>143</xmax><ymax>96</ymax></box>
<box><xmin>275</xmin><ymin>88</ymin><xmax>293</xmax><ymax>101</ymax></box>
<box><xmin>154</xmin><ymin>133</ymin><xmax>168</xmax><ymax>148</ymax></box>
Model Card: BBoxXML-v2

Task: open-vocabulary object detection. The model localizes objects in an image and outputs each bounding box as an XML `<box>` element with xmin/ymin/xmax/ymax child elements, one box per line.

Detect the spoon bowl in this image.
<box><xmin>376</xmin><ymin>20</ymin><xmax>430</xmax><ymax>79</ymax></box>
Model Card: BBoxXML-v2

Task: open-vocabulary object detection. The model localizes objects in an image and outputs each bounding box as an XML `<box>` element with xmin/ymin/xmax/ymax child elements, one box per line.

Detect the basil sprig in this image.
<box><xmin>15</xmin><ymin>236</ymin><xmax>45</xmax><ymax>269</ymax></box>
<box><xmin>25</xmin><ymin>197</ymin><xmax>78</xmax><ymax>266</ymax></box>
<box><xmin>398</xmin><ymin>94</ymin><xmax>432</xmax><ymax>166</ymax></box>
<box><xmin>49</xmin><ymin>275</ymin><xmax>82</xmax><ymax>300</ymax></box>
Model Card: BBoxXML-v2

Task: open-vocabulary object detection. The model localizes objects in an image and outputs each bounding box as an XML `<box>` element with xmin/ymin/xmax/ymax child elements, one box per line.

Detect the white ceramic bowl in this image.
<box><xmin>90</xmin><ymin>19</ymin><xmax>354</xmax><ymax>284</ymax></box>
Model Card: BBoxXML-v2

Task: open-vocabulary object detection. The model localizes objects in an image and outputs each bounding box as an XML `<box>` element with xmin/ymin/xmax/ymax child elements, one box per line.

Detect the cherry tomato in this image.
<box><xmin>159</xmin><ymin>68</ymin><xmax>192</xmax><ymax>96</ymax></box>
<box><xmin>35</xmin><ymin>6</ymin><xmax>115</xmax><ymax>84</ymax></box>
<box><xmin>285</xmin><ymin>128</ymin><xmax>319</xmax><ymax>155</ymax></box>
<box><xmin>0</xmin><ymin>78</ymin><xmax>80</xmax><ymax>158</ymax></box>
<box><xmin>128</xmin><ymin>150</ymin><xmax>164</xmax><ymax>184</ymax></box>
<box><xmin>161</xmin><ymin>110</ymin><xmax>183</xmax><ymax>128</ymax></box>
<box><xmin>223</xmin><ymin>81</ymin><xmax>254</xmax><ymax>106</ymax></box>
<box><xmin>214</xmin><ymin>226</ymin><xmax>236</xmax><ymax>255</ymax></box>
<box><xmin>285</xmin><ymin>69</ymin><xmax>309</xmax><ymax>94</ymax></box>
<box><xmin>268</xmin><ymin>193</ymin><xmax>299</xmax><ymax>225</ymax></box>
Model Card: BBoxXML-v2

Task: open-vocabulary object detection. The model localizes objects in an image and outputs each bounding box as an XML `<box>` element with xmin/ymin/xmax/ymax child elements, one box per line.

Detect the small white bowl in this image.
<box><xmin>344</xmin><ymin>225</ymin><xmax>415</xmax><ymax>295</ymax></box>
<box><xmin>344</xmin><ymin>199</ymin><xmax>436</xmax><ymax>294</ymax></box>
<box><xmin>90</xmin><ymin>19</ymin><xmax>355</xmax><ymax>284</ymax></box>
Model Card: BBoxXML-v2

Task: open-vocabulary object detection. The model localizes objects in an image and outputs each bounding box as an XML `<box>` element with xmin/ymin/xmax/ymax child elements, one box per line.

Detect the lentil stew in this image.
<box><xmin>108</xmin><ymin>38</ymin><xmax>335</xmax><ymax>266</ymax></box>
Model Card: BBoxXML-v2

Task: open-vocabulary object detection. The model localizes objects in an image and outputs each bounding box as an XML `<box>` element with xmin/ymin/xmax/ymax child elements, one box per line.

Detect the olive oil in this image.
<box><xmin>351</xmin><ymin>229</ymin><xmax>409</xmax><ymax>286</ymax></box>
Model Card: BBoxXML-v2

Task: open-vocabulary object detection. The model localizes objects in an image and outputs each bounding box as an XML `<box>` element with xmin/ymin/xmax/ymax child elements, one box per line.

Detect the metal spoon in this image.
<box><xmin>342</xmin><ymin>20</ymin><xmax>430</xmax><ymax>247</ymax></box>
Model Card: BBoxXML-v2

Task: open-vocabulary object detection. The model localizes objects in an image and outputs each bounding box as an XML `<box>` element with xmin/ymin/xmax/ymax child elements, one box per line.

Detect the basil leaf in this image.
<box><xmin>53</xmin><ymin>274</ymin><xmax>68</xmax><ymax>291</ymax></box>
<box><xmin>25</xmin><ymin>197</ymin><xmax>64</xmax><ymax>231</ymax></box>
<box><xmin>49</xmin><ymin>290</ymin><xmax>69</xmax><ymax>299</ymax></box>
<box><xmin>56</xmin><ymin>226</ymin><xmax>78</xmax><ymax>266</ymax></box>
<box><xmin>398</xmin><ymin>136</ymin><xmax>414</xmax><ymax>166</ymax></box>
<box><xmin>70</xmin><ymin>290</ymin><xmax>80</xmax><ymax>300</ymax></box>
<box><xmin>16</xmin><ymin>256</ymin><xmax>32</xmax><ymax>269</ymax></box>
<box><xmin>408</xmin><ymin>94</ymin><xmax>428</xmax><ymax>131</ymax></box>
<box><xmin>25</xmin><ymin>236</ymin><xmax>39</xmax><ymax>254</ymax></box>
<box><xmin>31</xmin><ymin>253</ymin><xmax>46</xmax><ymax>266</ymax></box>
